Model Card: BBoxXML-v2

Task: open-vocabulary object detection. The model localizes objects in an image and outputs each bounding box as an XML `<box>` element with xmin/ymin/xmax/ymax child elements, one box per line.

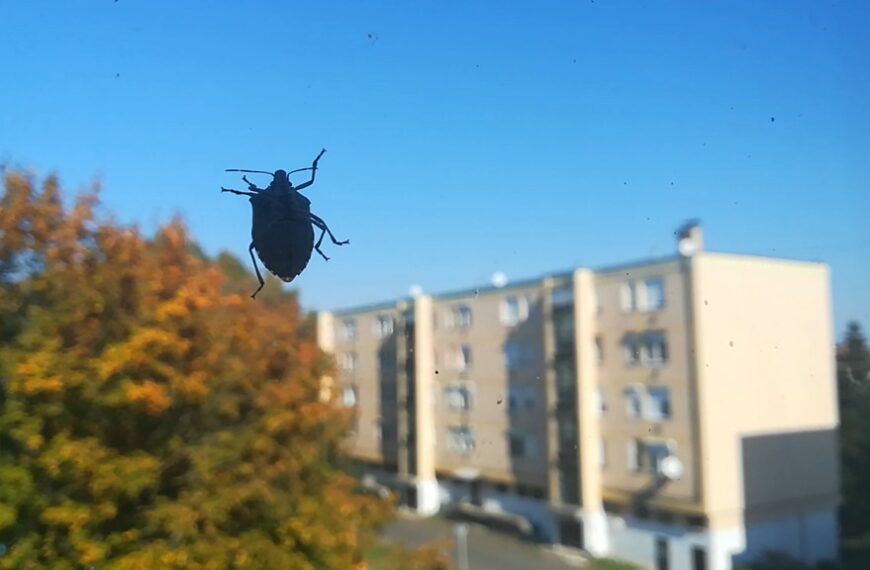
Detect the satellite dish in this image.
<box><xmin>409</xmin><ymin>284</ymin><xmax>423</xmax><ymax>297</ymax></box>
<box><xmin>491</xmin><ymin>272</ymin><xmax>508</xmax><ymax>288</ymax></box>
<box><xmin>659</xmin><ymin>455</ymin><xmax>684</xmax><ymax>480</ymax></box>
<box><xmin>678</xmin><ymin>238</ymin><xmax>697</xmax><ymax>256</ymax></box>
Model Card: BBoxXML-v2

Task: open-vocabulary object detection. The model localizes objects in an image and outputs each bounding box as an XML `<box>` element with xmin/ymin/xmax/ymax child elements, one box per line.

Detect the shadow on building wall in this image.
<box><xmin>733</xmin><ymin>428</ymin><xmax>840</xmax><ymax>567</ymax></box>
<box><xmin>377</xmin><ymin>329</ymin><xmax>399</xmax><ymax>474</ymax></box>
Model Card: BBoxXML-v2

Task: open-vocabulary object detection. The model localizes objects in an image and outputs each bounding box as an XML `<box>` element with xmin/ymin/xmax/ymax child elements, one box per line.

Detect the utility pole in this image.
<box><xmin>455</xmin><ymin>523</ymin><xmax>470</xmax><ymax>570</ymax></box>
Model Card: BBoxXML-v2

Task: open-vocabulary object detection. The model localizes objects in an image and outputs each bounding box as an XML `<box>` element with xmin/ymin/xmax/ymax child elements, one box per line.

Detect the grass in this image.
<box><xmin>364</xmin><ymin>541</ymin><xmax>453</xmax><ymax>570</ymax></box>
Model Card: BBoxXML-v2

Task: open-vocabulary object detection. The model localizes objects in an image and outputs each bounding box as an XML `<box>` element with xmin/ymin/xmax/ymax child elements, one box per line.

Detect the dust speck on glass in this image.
<box><xmin>0</xmin><ymin>2</ymin><xmax>866</xmax><ymax>570</ymax></box>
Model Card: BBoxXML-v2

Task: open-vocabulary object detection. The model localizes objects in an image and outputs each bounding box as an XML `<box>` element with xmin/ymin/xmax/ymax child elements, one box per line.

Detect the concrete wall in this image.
<box><xmin>691</xmin><ymin>254</ymin><xmax>839</xmax><ymax>527</ymax></box>
<box><xmin>431</xmin><ymin>285</ymin><xmax>549</xmax><ymax>487</ymax></box>
<box><xmin>326</xmin><ymin>305</ymin><xmax>401</xmax><ymax>464</ymax></box>
<box><xmin>595</xmin><ymin>259</ymin><xmax>701</xmax><ymax>503</ymax></box>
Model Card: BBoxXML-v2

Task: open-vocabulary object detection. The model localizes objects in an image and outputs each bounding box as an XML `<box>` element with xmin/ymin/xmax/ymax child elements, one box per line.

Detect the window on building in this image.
<box><xmin>509</xmin><ymin>433</ymin><xmax>537</xmax><ymax>458</ymax></box>
<box><xmin>646</xmin><ymin>387</ymin><xmax>672</xmax><ymax>421</ymax></box>
<box><xmin>554</xmin><ymin>312</ymin><xmax>575</xmax><ymax>345</ymax></box>
<box><xmin>341</xmin><ymin>318</ymin><xmax>357</xmax><ymax>340</ymax></box>
<box><xmin>555</xmin><ymin>361</ymin><xmax>574</xmax><ymax>389</ymax></box>
<box><xmin>645</xmin><ymin>442</ymin><xmax>673</xmax><ymax>474</ymax></box>
<box><xmin>620</xmin><ymin>281</ymin><xmax>637</xmax><ymax>312</ymax></box>
<box><xmin>382</xmin><ymin>422</ymin><xmax>397</xmax><ymax>443</ymax></box>
<box><xmin>625</xmin><ymin>386</ymin><xmax>642</xmax><ymax>418</ymax></box>
<box><xmin>503</xmin><ymin>342</ymin><xmax>534</xmax><ymax>370</ymax></box>
<box><xmin>599</xmin><ymin>438</ymin><xmax>607</xmax><ymax>467</ymax></box>
<box><xmin>622</xmin><ymin>334</ymin><xmax>641</xmax><ymax>365</ymax></box>
<box><xmin>340</xmin><ymin>384</ymin><xmax>358</xmax><ymax>407</ymax></box>
<box><xmin>457</xmin><ymin>344</ymin><xmax>472</xmax><ymax>371</ymax></box>
<box><xmin>628</xmin><ymin>440</ymin><xmax>676</xmax><ymax>474</ymax></box>
<box><xmin>508</xmin><ymin>386</ymin><xmax>535</xmax><ymax>412</ymax></box>
<box><xmin>378</xmin><ymin>349</ymin><xmax>395</xmax><ymax>372</ymax></box>
<box><xmin>643</xmin><ymin>277</ymin><xmax>665</xmax><ymax>311</ymax></box>
<box><xmin>374</xmin><ymin>314</ymin><xmax>394</xmax><ymax>338</ymax></box>
<box><xmin>445</xmin><ymin>383</ymin><xmax>474</xmax><ymax>410</ymax></box>
<box><xmin>643</xmin><ymin>331</ymin><xmax>669</xmax><ymax>364</ymax></box>
<box><xmin>402</xmin><ymin>309</ymin><xmax>414</xmax><ymax>326</ymax></box>
<box><xmin>692</xmin><ymin>546</ymin><xmax>707</xmax><ymax>570</ymax></box>
<box><xmin>508</xmin><ymin>391</ymin><xmax>518</xmax><ymax>411</ymax></box>
<box><xmin>448</xmin><ymin>426</ymin><xmax>475</xmax><ymax>454</ymax></box>
<box><xmin>509</xmin><ymin>433</ymin><xmax>526</xmax><ymax>457</ymax></box>
<box><xmin>628</xmin><ymin>438</ymin><xmax>643</xmax><ymax>472</ymax></box>
<box><xmin>551</xmin><ymin>285</ymin><xmax>573</xmax><ymax>307</ymax></box>
<box><xmin>380</xmin><ymin>380</ymin><xmax>397</xmax><ymax>404</ymax></box>
<box><xmin>557</xmin><ymin>415</ymin><xmax>578</xmax><ymax>449</ymax></box>
<box><xmin>374</xmin><ymin>420</ymin><xmax>383</xmax><ymax>442</ymax></box>
<box><xmin>595</xmin><ymin>335</ymin><xmax>604</xmax><ymax>363</ymax></box>
<box><xmin>595</xmin><ymin>388</ymin><xmax>607</xmax><ymax>415</ymax></box>
<box><xmin>341</xmin><ymin>352</ymin><xmax>358</xmax><ymax>373</ymax></box>
<box><xmin>500</xmin><ymin>295</ymin><xmax>528</xmax><ymax>326</ymax></box>
<box><xmin>452</xmin><ymin>305</ymin><xmax>472</xmax><ymax>329</ymax></box>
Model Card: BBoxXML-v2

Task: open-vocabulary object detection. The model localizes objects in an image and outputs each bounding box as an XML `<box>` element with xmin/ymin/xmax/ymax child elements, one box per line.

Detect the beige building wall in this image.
<box><xmin>328</xmin><ymin>304</ymin><xmax>401</xmax><ymax>465</ymax></box>
<box><xmin>316</xmin><ymin>235</ymin><xmax>840</xmax><ymax>567</ymax></box>
<box><xmin>431</xmin><ymin>285</ymin><xmax>549</xmax><ymax>488</ymax></box>
<box><xmin>595</xmin><ymin>259</ymin><xmax>701</xmax><ymax>508</ymax></box>
<box><xmin>690</xmin><ymin>253</ymin><xmax>839</xmax><ymax>528</ymax></box>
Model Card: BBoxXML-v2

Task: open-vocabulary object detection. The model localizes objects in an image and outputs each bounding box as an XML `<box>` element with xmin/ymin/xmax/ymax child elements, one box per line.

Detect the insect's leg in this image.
<box><xmin>313</xmin><ymin>226</ymin><xmax>330</xmax><ymax>261</ymax></box>
<box><xmin>293</xmin><ymin>149</ymin><xmax>327</xmax><ymax>192</ymax></box>
<box><xmin>241</xmin><ymin>175</ymin><xmax>263</xmax><ymax>191</ymax></box>
<box><xmin>248</xmin><ymin>242</ymin><xmax>266</xmax><ymax>299</ymax></box>
<box><xmin>309</xmin><ymin>213</ymin><xmax>349</xmax><ymax>245</ymax></box>
<box><xmin>221</xmin><ymin>187</ymin><xmax>257</xmax><ymax>197</ymax></box>
<box><xmin>314</xmin><ymin>224</ymin><xmax>329</xmax><ymax>261</ymax></box>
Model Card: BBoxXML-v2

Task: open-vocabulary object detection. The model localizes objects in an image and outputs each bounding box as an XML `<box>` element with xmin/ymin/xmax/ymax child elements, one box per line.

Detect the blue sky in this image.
<box><xmin>1</xmin><ymin>1</ymin><xmax>867</xmax><ymax>337</ymax></box>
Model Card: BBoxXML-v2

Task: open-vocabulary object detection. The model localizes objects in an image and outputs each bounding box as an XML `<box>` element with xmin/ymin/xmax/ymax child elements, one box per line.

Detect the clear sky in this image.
<box><xmin>1</xmin><ymin>1</ymin><xmax>867</xmax><ymax>337</ymax></box>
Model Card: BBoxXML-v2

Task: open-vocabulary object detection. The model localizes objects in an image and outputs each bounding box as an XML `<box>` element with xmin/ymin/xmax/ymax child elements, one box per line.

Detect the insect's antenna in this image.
<box><xmin>225</xmin><ymin>169</ymin><xmax>275</xmax><ymax>175</ymax></box>
<box><xmin>286</xmin><ymin>167</ymin><xmax>315</xmax><ymax>175</ymax></box>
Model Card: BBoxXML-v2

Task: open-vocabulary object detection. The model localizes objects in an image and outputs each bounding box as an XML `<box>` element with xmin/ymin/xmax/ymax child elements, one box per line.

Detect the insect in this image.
<box><xmin>221</xmin><ymin>148</ymin><xmax>349</xmax><ymax>298</ymax></box>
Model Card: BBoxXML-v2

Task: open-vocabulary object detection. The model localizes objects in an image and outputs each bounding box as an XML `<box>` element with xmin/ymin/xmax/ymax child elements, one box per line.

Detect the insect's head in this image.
<box><xmin>269</xmin><ymin>169</ymin><xmax>294</xmax><ymax>192</ymax></box>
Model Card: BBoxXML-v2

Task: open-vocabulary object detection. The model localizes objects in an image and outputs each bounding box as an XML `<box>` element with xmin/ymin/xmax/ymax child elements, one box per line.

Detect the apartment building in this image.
<box><xmin>316</xmin><ymin>224</ymin><xmax>840</xmax><ymax>570</ymax></box>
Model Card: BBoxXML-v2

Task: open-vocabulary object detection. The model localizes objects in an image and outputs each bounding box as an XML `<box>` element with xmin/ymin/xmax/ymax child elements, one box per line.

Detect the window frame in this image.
<box><xmin>646</xmin><ymin>387</ymin><xmax>672</xmax><ymax>421</ymax></box>
<box><xmin>341</xmin><ymin>383</ymin><xmax>358</xmax><ymax>407</ymax></box>
<box><xmin>642</xmin><ymin>276</ymin><xmax>666</xmax><ymax>311</ymax></box>
<box><xmin>373</xmin><ymin>314</ymin><xmax>394</xmax><ymax>338</ymax></box>
<box><xmin>622</xmin><ymin>333</ymin><xmax>641</xmax><ymax>365</ymax></box>
<box><xmin>445</xmin><ymin>381</ymin><xmax>474</xmax><ymax>411</ymax></box>
<box><xmin>341</xmin><ymin>318</ymin><xmax>358</xmax><ymax>341</ymax></box>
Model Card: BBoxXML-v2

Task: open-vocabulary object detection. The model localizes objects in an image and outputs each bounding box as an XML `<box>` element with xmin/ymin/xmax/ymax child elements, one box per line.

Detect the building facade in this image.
<box><xmin>316</xmin><ymin>224</ymin><xmax>840</xmax><ymax>570</ymax></box>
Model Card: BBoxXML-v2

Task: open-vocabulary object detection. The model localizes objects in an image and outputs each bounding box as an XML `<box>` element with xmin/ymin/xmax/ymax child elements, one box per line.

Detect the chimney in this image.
<box><xmin>676</xmin><ymin>220</ymin><xmax>703</xmax><ymax>256</ymax></box>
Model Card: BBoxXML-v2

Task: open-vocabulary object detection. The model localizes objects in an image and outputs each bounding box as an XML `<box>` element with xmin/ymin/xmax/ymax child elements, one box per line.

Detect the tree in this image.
<box><xmin>0</xmin><ymin>171</ymin><xmax>393</xmax><ymax>569</ymax></box>
<box><xmin>837</xmin><ymin>321</ymin><xmax>870</xmax><ymax>538</ymax></box>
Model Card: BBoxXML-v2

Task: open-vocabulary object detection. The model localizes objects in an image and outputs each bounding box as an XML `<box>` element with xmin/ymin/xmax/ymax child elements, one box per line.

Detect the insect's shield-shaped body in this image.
<box><xmin>249</xmin><ymin>173</ymin><xmax>315</xmax><ymax>284</ymax></box>
<box><xmin>222</xmin><ymin>150</ymin><xmax>349</xmax><ymax>298</ymax></box>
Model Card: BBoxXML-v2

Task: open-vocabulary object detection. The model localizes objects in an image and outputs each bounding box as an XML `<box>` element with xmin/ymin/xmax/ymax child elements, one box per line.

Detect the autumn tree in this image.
<box><xmin>0</xmin><ymin>171</ymin><xmax>393</xmax><ymax>569</ymax></box>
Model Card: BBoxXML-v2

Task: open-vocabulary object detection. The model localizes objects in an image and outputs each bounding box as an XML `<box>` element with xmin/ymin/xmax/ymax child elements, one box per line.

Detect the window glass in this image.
<box><xmin>374</xmin><ymin>314</ymin><xmax>394</xmax><ymax>338</ymax></box>
<box><xmin>342</xmin><ymin>318</ymin><xmax>357</xmax><ymax>341</ymax></box>
<box><xmin>341</xmin><ymin>384</ymin><xmax>358</xmax><ymax>407</ymax></box>
<box><xmin>647</xmin><ymin>387</ymin><xmax>672</xmax><ymax>420</ymax></box>
<box><xmin>625</xmin><ymin>387</ymin><xmax>642</xmax><ymax>418</ymax></box>
<box><xmin>643</xmin><ymin>277</ymin><xmax>665</xmax><ymax>311</ymax></box>
<box><xmin>623</xmin><ymin>334</ymin><xmax>641</xmax><ymax>365</ymax></box>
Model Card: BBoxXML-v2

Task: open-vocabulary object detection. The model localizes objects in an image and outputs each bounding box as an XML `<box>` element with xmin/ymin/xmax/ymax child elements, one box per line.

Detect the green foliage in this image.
<box><xmin>837</xmin><ymin>322</ymin><xmax>870</xmax><ymax>538</ymax></box>
<box><xmin>0</xmin><ymin>172</ymin><xmax>391</xmax><ymax>569</ymax></box>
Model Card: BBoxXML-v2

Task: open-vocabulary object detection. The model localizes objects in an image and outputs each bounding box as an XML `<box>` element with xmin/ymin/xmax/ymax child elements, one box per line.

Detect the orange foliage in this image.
<box><xmin>0</xmin><ymin>172</ymin><xmax>391</xmax><ymax>569</ymax></box>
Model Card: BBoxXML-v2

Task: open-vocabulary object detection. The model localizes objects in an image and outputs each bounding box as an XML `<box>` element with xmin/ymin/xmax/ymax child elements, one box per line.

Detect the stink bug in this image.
<box><xmin>221</xmin><ymin>148</ymin><xmax>349</xmax><ymax>298</ymax></box>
